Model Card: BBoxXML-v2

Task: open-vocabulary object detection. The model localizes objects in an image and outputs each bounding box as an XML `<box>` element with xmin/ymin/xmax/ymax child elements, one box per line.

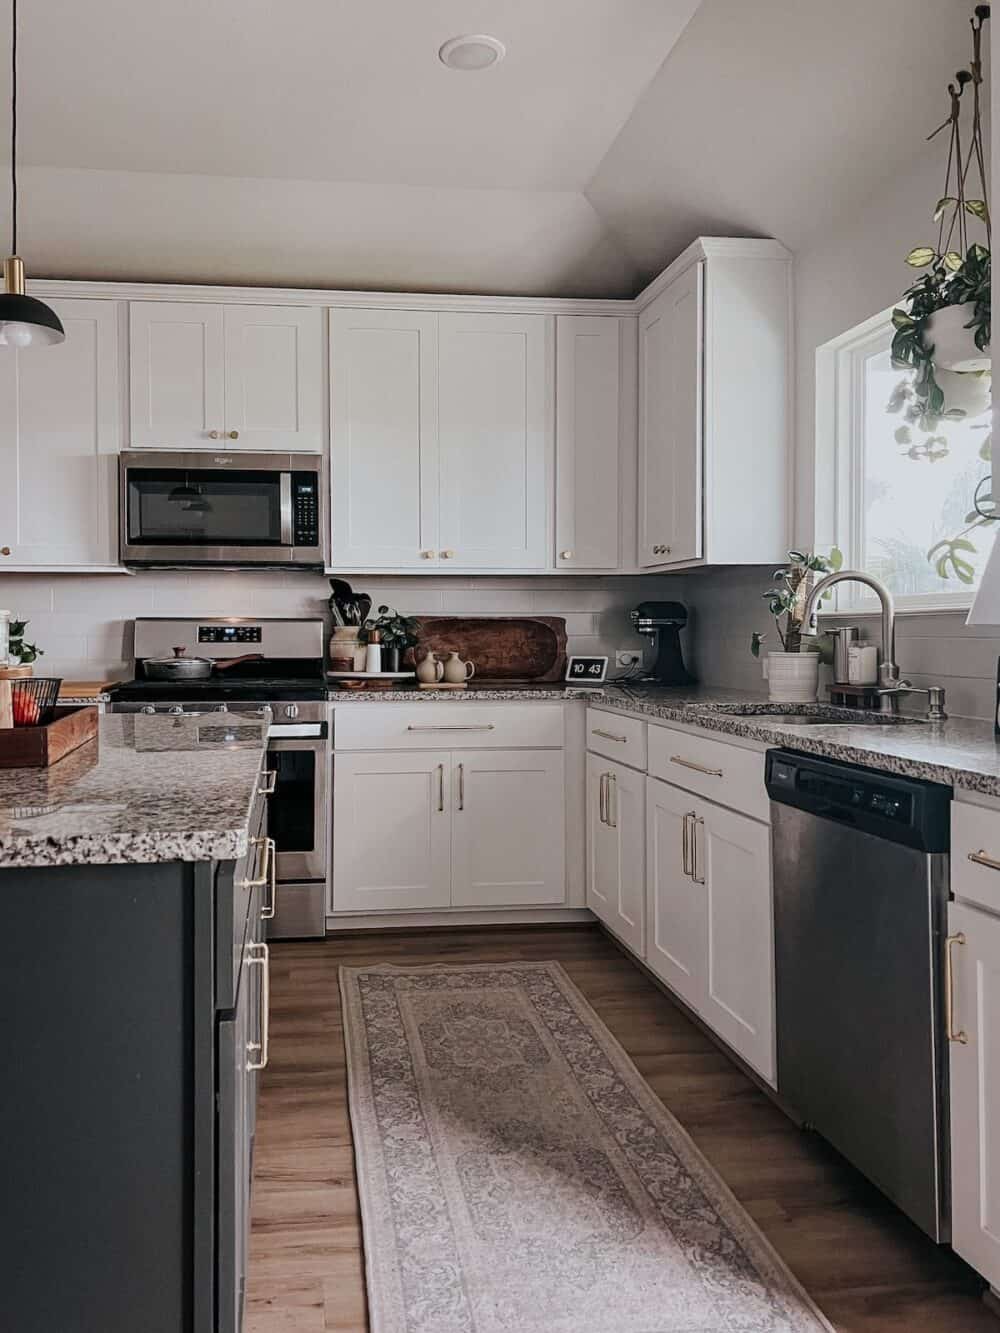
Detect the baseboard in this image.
<box><xmin>325</xmin><ymin>907</ymin><xmax>596</xmax><ymax>933</ymax></box>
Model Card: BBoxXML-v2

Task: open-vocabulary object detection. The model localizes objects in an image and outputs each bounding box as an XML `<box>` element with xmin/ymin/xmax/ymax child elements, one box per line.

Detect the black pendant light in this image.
<box><xmin>0</xmin><ymin>0</ymin><xmax>62</xmax><ymax>347</ymax></box>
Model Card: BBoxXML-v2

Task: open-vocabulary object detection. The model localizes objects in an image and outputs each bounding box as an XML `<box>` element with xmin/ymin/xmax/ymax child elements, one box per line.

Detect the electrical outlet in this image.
<box><xmin>615</xmin><ymin>649</ymin><xmax>643</xmax><ymax>669</ymax></box>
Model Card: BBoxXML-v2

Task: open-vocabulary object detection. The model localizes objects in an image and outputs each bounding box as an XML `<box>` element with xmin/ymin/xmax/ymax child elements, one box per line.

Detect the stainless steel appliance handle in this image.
<box><xmin>608</xmin><ymin>773</ymin><xmax>618</xmax><ymax>829</ymax></box>
<box><xmin>260</xmin><ymin>837</ymin><xmax>277</xmax><ymax>919</ymax></box>
<box><xmin>945</xmin><ymin>933</ymin><xmax>968</xmax><ymax>1044</ymax></box>
<box><xmin>407</xmin><ymin>723</ymin><xmax>496</xmax><ymax>732</ymax></box>
<box><xmin>246</xmin><ymin>942</ymin><xmax>271</xmax><ymax>1071</ymax></box>
<box><xmin>268</xmin><ymin>723</ymin><xmax>325</xmax><ymax>739</ymax></box>
<box><xmin>240</xmin><ymin>835</ymin><xmax>270</xmax><ymax>888</ymax></box>
<box><xmin>592</xmin><ymin>728</ymin><xmax>627</xmax><ymax>744</ymax></box>
<box><xmin>670</xmin><ymin>755</ymin><xmax>723</xmax><ymax>778</ymax></box>
<box><xmin>691</xmin><ymin>815</ymin><xmax>706</xmax><ymax>884</ymax></box>
<box><xmin>968</xmin><ymin>848</ymin><xmax>1000</xmax><ymax>873</ymax></box>
<box><xmin>279</xmin><ymin>472</ymin><xmax>294</xmax><ymax>546</ymax></box>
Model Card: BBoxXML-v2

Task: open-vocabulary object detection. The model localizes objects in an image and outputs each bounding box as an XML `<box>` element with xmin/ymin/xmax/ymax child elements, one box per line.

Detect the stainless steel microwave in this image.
<box><xmin>119</xmin><ymin>451</ymin><xmax>327</xmax><ymax>568</ymax></box>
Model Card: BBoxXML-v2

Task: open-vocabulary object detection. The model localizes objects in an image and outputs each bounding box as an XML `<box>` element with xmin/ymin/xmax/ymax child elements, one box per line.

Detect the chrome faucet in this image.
<box><xmin>802</xmin><ymin>570</ymin><xmax>902</xmax><ymax>713</ymax></box>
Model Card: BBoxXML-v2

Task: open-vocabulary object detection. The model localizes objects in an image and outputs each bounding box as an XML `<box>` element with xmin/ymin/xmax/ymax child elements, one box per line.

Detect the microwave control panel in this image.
<box><xmin>292</xmin><ymin>474</ymin><xmax>320</xmax><ymax>547</ymax></box>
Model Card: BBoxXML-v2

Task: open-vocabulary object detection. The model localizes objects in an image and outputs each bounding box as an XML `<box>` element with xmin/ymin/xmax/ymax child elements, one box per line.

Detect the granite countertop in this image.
<box><xmin>329</xmin><ymin>682</ymin><xmax>583</xmax><ymax>701</ymax></box>
<box><xmin>0</xmin><ymin>713</ymin><xmax>267</xmax><ymax>870</ymax></box>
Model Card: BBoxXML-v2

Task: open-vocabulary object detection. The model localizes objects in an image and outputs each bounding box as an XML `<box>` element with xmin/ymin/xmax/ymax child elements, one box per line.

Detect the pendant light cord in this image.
<box><xmin>10</xmin><ymin>0</ymin><xmax>16</xmax><ymax>255</ymax></box>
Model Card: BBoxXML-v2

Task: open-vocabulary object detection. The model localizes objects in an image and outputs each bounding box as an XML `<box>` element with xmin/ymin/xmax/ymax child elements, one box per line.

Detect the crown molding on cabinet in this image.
<box><xmin>633</xmin><ymin>237</ymin><xmax>792</xmax><ymax>313</ymax></box>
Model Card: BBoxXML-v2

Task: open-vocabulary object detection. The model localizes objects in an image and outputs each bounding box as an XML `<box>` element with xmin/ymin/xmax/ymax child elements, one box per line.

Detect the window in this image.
<box><xmin>817</xmin><ymin>307</ymin><xmax>994</xmax><ymax>612</ymax></box>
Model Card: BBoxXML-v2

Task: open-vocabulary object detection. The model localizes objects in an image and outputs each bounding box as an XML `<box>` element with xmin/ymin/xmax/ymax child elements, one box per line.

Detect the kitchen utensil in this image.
<box><xmin>142</xmin><ymin>647</ymin><xmax>265</xmax><ymax>682</ymax></box>
<box><xmin>442</xmin><ymin>651</ymin><xmax>476</xmax><ymax>683</ymax></box>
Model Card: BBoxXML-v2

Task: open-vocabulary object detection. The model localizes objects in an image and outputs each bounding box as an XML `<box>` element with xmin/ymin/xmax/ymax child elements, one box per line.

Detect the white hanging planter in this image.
<box><xmin>762</xmin><ymin>651</ymin><xmax>819</xmax><ymax>703</ymax></box>
<box><xmin>936</xmin><ymin>367</ymin><xmax>991</xmax><ymax>418</ymax></box>
<box><xmin>925</xmin><ymin>302</ymin><xmax>990</xmax><ymax>372</ymax></box>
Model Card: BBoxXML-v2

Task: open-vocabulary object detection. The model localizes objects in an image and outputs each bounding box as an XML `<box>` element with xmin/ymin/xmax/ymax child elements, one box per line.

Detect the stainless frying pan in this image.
<box><xmin>142</xmin><ymin>646</ymin><xmax>265</xmax><ymax>682</ymax></box>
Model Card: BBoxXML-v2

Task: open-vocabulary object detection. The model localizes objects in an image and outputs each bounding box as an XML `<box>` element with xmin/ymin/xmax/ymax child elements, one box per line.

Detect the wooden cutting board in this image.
<box><xmin>409</xmin><ymin>617</ymin><xmax>567</xmax><ymax>682</ymax></box>
<box><xmin>58</xmin><ymin>679</ymin><xmax>121</xmax><ymax>699</ymax></box>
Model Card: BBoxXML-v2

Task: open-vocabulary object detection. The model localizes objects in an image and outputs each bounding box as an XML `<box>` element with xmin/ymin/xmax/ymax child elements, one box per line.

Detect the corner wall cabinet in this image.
<box><xmin>129</xmin><ymin>301</ymin><xmax>322</xmax><ymax>452</ymax></box>
<box><xmin>637</xmin><ymin>238</ymin><xmax>791</xmax><ymax>570</ymax></box>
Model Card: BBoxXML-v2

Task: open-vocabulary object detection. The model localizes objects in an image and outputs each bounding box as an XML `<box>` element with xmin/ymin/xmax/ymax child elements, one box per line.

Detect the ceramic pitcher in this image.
<box><xmin>442</xmin><ymin>651</ymin><xmax>476</xmax><ymax>684</ymax></box>
<box><xmin>416</xmin><ymin>651</ymin><xmax>444</xmax><ymax>684</ymax></box>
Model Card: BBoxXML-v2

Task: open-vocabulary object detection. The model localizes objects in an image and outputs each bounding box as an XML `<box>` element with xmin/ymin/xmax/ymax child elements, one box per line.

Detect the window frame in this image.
<box><xmin>815</xmin><ymin>305</ymin><xmax>987</xmax><ymax>615</ymax></box>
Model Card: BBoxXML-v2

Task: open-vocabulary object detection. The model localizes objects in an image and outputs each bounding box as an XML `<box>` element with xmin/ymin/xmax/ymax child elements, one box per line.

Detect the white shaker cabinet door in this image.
<box><xmin>438</xmin><ymin>312</ymin><xmax>550</xmax><ymax>569</ymax></box>
<box><xmin>0</xmin><ymin>297</ymin><xmax>121</xmax><ymax>567</ymax></box>
<box><xmin>451</xmin><ymin>750</ymin><xmax>565</xmax><ymax>907</ymax></box>
<box><xmin>697</xmin><ymin>801</ymin><xmax>774</xmax><ymax>1084</ymax></box>
<box><xmin>332</xmin><ymin>751</ymin><xmax>452</xmax><ymax>913</ymax></box>
<box><xmin>223</xmin><ymin>305</ymin><xmax>323</xmax><ymax>452</ymax></box>
<box><xmin>638</xmin><ymin>262</ymin><xmax>703</xmax><ymax>567</ymax></box>
<box><xmin>645</xmin><ymin>777</ymin><xmax>704</xmax><ymax>1012</ymax></box>
<box><xmin>329</xmin><ymin>308</ymin><xmax>439</xmax><ymax>567</ymax></box>
<box><xmin>949</xmin><ymin>899</ymin><xmax>1000</xmax><ymax>1291</ymax></box>
<box><xmin>555</xmin><ymin>316</ymin><xmax>623</xmax><ymax>570</ymax></box>
<box><xmin>586</xmin><ymin>754</ymin><xmax>645</xmax><ymax>957</ymax></box>
<box><xmin>129</xmin><ymin>301</ymin><xmax>225</xmax><ymax>448</ymax></box>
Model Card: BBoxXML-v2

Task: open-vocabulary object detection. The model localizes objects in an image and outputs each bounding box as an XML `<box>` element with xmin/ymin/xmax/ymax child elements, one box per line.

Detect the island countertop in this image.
<box><xmin>0</xmin><ymin>713</ymin><xmax>268</xmax><ymax>870</ymax></box>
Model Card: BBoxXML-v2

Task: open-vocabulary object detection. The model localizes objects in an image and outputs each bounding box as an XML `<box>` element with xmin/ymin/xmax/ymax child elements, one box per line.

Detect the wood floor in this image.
<box><xmin>245</xmin><ymin>925</ymin><xmax>995</xmax><ymax>1332</ymax></box>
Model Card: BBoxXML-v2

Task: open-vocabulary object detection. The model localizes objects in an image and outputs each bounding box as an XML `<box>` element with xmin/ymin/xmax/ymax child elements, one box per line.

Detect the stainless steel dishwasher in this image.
<box><xmin>765</xmin><ymin>748</ymin><xmax>952</xmax><ymax>1241</ymax></box>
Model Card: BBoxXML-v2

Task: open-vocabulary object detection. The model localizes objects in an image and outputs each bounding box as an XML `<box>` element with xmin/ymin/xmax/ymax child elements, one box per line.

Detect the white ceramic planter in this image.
<box><xmin>763</xmin><ymin>651</ymin><xmax>819</xmax><ymax>703</ymax></box>
<box><xmin>936</xmin><ymin>367</ymin><xmax>991</xmax><ymax>419</ymax></box>
<box><xmin>925</xmin><ymin>302</ymin><xmax>989</xmax><ymax>372</ymax></box>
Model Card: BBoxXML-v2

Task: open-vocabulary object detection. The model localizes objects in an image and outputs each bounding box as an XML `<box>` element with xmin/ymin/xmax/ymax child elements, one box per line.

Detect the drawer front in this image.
<box><xmin>216</xmin><ymin>788</ymin><xmax>268</xmax><ymax>1011</ymax></box>
<box><xmin>952</xmin><ymin>801</ymin><xmax>1000</xmax><ymax>915</ymax></box>
<box><xmin>647</xmin><ymin>724</ymin><xmax>768</xmax><ymax>822</ymax></box>
<box><xmin>333</xmin><ymin>703</ymin><xmax>564</xmax><ymax>751</ymax></box>
<box><xmin>586</xmin><ymin>707</ymin><xmax>647</xmax><ymax>770</ymax></box>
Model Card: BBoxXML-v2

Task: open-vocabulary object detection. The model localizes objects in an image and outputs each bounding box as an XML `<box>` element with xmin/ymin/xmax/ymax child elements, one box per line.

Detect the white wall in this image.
<box><xmin>0</xmin><ymin>570</ymin><xmax>660</xmax><ymax>682</ymax></box>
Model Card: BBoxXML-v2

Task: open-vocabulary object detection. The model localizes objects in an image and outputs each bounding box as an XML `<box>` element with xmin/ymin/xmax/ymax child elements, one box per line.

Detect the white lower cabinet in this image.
<box><xmin>332</xmin><ymin>751</ymin><xmax>452</xmax><ymax>912</ymax></box>
<box><xmin>332</xmin><ymin>743</ymin><xmax>565</xmax><ymax>914</ymax></box>
<box><xmin>452</xmin><ymin>751</ymin><xmax>565</xmax><ymax>907</ymax></box>
<box><xmin>586</xmin><ymin>754</ymin><xmax>645</xmax><ymax>956</ymax></box>
<box><xmin>645</xmin><ymin>775</ymin><xmax>775</xmax><ymax>1084</ymax></box>
<box><xmin>949</xmin><ymin>898</ymin><xmax>1000</xmax><ymax>1291</ymax></box>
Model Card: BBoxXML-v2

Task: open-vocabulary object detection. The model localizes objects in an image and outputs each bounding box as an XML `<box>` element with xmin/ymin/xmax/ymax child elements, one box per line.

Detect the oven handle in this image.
<box><xmin>279</xmin><ymin>473</ymin><xmax>294</xmax><ymax>546</ymax></box>
<box><xmin>268</xmin><ymin>724</ymin><xmax>327</xmax><ymax>741</ymax></box>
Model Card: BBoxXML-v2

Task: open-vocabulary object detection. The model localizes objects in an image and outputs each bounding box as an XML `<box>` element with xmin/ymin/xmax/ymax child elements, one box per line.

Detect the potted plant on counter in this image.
<box><xmin>750</xmin><ymin>550</ymin><xmax>841</xmax><ymax>702</ymax></box>
<box><xmin>360</xmin><ymin>606</ymin><xmax>419</xmax><ymax>673</ymax></box>
<box><xmin>0</xmin><ymin>615</ymin><xmax>42</xmax><ymax>679</ymax></box>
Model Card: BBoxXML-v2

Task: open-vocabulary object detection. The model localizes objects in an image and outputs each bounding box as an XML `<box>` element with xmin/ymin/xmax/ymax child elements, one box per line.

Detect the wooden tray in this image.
<box><xmin>409</xmin><ymin>617</ymin><xmax>567</xmax><ymax>682</ymax></box>
<box><xmin>0</xmin><ymin>706</ymin><xmax>99</xmax><ymax>768</ymax></box>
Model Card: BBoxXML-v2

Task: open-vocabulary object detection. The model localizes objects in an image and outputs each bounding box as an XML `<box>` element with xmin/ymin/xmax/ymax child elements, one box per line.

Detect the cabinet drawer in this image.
<box><xmin>586</xmin><ymin>708</ymin><xmax>647</xmax><ymax>769</ymax></box>
<box><xmin>216</xmin><ymin>788</ymin><xmax>268</xmax><ymax>1011</ymax></box>
<box><xmin>333</xmin><ymin>703</ymin><xmax>564</xmax><ymax>751</ymax></box>
<box><xmin>952</xmin><ymin>801</ymin><xmax>1000</xmax><ymax>915</ymax></box>
<box><xmin>647</xmin><ymin>724</ymin><xmax>768</xmax><ymax>822</ymax></box>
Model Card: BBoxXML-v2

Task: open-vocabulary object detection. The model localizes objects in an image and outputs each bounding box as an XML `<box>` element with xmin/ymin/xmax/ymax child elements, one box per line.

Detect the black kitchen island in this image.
<box><xmin>1</xmin><ymin>713</ymin><xmax>272</xmax><ymax>1333</ymax></box>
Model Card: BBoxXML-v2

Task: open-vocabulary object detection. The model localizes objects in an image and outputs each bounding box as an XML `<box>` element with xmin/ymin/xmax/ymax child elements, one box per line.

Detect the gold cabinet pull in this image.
<box><xmin>458</xmin><ymin>762</ymin><xmax>465</xmax><ymax>811</ymax></box>
<box><xmin>598</xmin><ymin>771</ymin><xmax>607</xmax><ymax>825</ymax></box>
<box><xmin>260</xmin><ymin>837</ymin><xmax>277</xmax><ymax>920</ymax></box>
<box><xmin>0</xmin><ymin>546</ymin><xmax>9</xmax><ymax>556</ymax></box>
<box><xmin>437</xmin><ymin>763</ymin><xmax>444</xmax><ymax>813</ymax></box>
<box><xmin>240</xmin><ymin>834</ymin><xmax>270</xmax><ymax>888</ymax></box>
<box><xmin>945</xmin><ymin>933</ymin><xmax>968</xmax><ymax>1044</ymax></box>
<box><xmin>681</xmin><ymin>812</ymin><xmax>693</xmax><ymax>877</ymax></box>
<box><xmin>257</xmin><ymin>768</ymin><xmax>277</xmax><ymax>796</ymax></box>
<box><xmin>246</xmin><ymin>942</ymin><xmax>270</xmax><ymax>1071</ymax></box>
<box><xmin>691</xmin><ymin>815</ymin><xmax>706</xmax><ymax>884</ymax></box>
<box><xmin>228</xmin><ymin>430</ymin><xmax>240</xmax><ymax>440</ymax></box>
<box><xmin>440</xmin><ymin>549</ymin><xmax>455</xmax><ymax>559</ymax></box>
<box><xmin>408</xmin><ymin>723</ymin><xmax>495</xmax><ymax>732</ymax></box>
<box><xmin>420</xmin><ymin>549</ymin><xmax>434</xmax><ymax>559</ymax></box>
<box><xmin>560</xmin><ymin>550</ymin><xmax>573</xmax><ymax>560</ymax></box>
<box><xmin>592</xmin><ymin>728</ymin><xmax>627</xmax><ymax>744</ymax></box>
<box><xmin>208</xmin><ymin>430</ymin><xmax>221</xmax><ymax>439</ymax></box>
<box><xmin>968</xmin><ymin>849</ymin><xmax>1000</xmax><ymax>873</ymax></box>
<box><xmin>608</xmin><ymin>773</ymin><xmax>618</xmax><ymax>829</ymax></box>
<box><xmin>670</xmin><ymin>755</ymin><xmax>723</xmax><ymax>778</ymax></box>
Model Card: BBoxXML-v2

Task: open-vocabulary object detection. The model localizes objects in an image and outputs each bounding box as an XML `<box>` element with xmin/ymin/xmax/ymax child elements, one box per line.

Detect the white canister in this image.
<box><xmin>847</xmin><ymin>643</ymin><xmax>878</xmax><ymax>685</ymax></box>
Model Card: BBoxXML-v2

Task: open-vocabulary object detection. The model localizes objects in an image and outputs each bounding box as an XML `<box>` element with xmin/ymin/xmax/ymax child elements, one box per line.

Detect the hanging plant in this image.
<box><xmin>891</xmin><ymin>5</ymin><xmax>991</xmax><ymax>423</ymax></box>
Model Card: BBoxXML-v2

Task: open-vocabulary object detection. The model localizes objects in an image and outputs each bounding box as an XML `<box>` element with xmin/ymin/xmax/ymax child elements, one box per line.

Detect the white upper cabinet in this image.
<box><xmin>639</xmin><ymin>264</ymin><xmax>703</xmax><ymax>567</ymax></box>
<box><xmin>129</xmin><ymin>301</ymin><xmax>322</xmax><ymax>452</ymax></box>
<box><xmin>556</xmin><ymin>316</ymin><xmax>633</xmax><ymax>570</ymax></box>
<box><xmin>329</xmin><ymin>308</ymin><xmax>439</xmax><ymax>568</ymax></box>
<box><xmin>223</xmin><ymin>305</ymin><xmax>322</xmax><ymax>452</ymax></box>
<box><xmin>0</xmin><ymin>297</ymin><xmax>121</xmax><ymax>569</ymax></box>
<box><xmin>637</xmin><ymin>239</ymin><xmax>791</xmax><ymax>570</ymax></box>
<box><xmin>438</xmin><ymin>312</ymin><xmax>550</xmax><ymax>569</ymax></box>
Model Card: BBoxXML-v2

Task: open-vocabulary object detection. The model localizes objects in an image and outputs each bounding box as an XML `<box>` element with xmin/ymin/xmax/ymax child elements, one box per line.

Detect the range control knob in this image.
<box><xmin>140</xmin><ymin>705</ymin><xmax>156</xmax><ymax>715</ymax></box>
<box><xmin>215</xmin><ymin>703</ymin><xmax>229</xmax><ymax>713</ymax></box>
<box><xmin>168</xmin><ymin>706</ymin><xmax>185</xmax><ymax>715</ymax></box>
<box><xmin>284</xmin><ymin>703</ymin><xmax>299</xmax><ymax>719</ymax></box>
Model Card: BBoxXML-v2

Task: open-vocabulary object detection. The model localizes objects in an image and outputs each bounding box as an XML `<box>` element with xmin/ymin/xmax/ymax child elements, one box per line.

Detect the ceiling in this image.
<box><xmin>12</xmin><ymin>0</ymin><xmax>699</xmax><ymax>191</ymax></box>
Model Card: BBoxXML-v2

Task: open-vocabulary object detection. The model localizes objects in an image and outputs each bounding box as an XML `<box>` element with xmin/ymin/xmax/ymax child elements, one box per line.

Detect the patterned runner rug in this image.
<box><xmin>340</xmin><ymin>961</ymin><xmax>834</xmax><ymax>1333</ymax></box>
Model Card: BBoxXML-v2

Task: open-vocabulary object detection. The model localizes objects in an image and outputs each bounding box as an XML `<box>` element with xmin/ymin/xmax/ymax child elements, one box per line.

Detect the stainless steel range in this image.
<box><xmin>109</xmin><ymin>617</ymin><xmax>329</xmax><ymax>938</ymax></box>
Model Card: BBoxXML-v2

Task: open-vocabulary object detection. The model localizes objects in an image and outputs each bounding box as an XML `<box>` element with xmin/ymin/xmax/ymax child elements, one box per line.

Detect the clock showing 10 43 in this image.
<box><xmin>565</xmin><ymin>655</ymin><xmax>609</xmax><ymax>684</ymax></box>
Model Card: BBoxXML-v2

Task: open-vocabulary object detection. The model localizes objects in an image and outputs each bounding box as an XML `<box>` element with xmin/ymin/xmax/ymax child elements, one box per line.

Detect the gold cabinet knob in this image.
<box><xmin>228</xmin><ymin>430</ymin><xmax>239</xmax><ymax>440</ymax></box>
<box><xmin>440</xmin><ymin>550</ymin><xmax>455</xmax><ymax>559</ymax></box>
<box><xmin>560</xmin><ymin>550</ymin><xmax>573</xmax><ymax>560</ymax></box>
<box><xmin>0</xmin><ymin>546</ymin><xmax>9</xmax><ymax>556</ymax></box>
<box><xmin>420</xmin><ymin>550</ymin><xmax>434</xmax><ymax>559</ymax></box>
<box><xmin>208</xmin><ymin>430</ymin><xmax>222</xmax><ymax>439</ymax></box>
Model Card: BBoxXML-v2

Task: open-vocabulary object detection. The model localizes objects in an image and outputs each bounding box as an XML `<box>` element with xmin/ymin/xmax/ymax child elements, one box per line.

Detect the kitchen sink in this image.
<box><xmin>690</xmin><ymin>705</ymin><xmax>923</xmax><ymax>726</ymax></box>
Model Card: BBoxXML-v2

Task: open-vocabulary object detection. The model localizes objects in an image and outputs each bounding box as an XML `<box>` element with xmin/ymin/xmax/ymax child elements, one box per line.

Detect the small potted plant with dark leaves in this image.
<box><xmin>360</xmin><ymin>606</ymin><xmax>419</xmax><ymax>673</ymax></box>
<box><xmin>750</xmin><ymin>550</ymin><xmax>841</xmax><ymax>702</ymax></box>
<box><xmin>0</xmin><ymin>615</ymin><xmax>43</xmax><ymax>679</ymax></box>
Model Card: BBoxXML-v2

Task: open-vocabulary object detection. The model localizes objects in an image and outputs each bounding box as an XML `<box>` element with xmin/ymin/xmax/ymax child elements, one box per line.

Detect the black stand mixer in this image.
<box><xmin>628</xmin><ymin>601</ymin><xmax>695</xmax><ymax>685</ymax></box>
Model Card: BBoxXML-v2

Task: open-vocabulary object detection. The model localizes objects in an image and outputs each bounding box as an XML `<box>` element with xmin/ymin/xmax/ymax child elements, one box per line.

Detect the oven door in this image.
<box><xmin>263</xmin><ymin>730</ymin><xmax>328</xmax><ymax>884</ymax></box>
